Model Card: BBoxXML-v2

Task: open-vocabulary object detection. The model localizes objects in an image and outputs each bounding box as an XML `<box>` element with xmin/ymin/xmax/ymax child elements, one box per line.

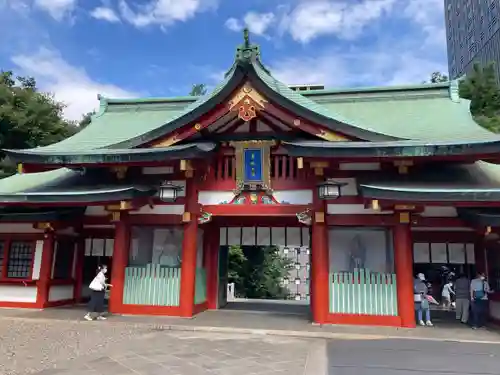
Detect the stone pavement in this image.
<box><xmin>1</xmin><ymin>305</ymin><xmax>500</xmax><ymax>375</ymax></box>
<box><xmin>327</xmin><ymin>337</ymin><xmax>500</xmax><ymax>375</ymax></box>
<box><xmin>2</xmin><ymin>306</ymin><xmax>500</xmax><ymax>344</ymax></box>
<box><xmin>48</xmin><ymin>330</ymin><xmax>316</xmax><ymax>375</ymax></box>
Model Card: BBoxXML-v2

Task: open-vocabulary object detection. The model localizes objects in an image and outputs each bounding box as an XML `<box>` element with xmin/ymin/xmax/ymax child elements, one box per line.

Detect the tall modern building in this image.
<box><xmin>445</xmin><ymin>0</ymin><xmax>500</xmax><ymax>79</ymax></box>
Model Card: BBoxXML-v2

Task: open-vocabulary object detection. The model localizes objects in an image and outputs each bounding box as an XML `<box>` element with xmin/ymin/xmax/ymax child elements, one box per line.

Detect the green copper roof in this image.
<box><xmin>6</xmin><ymin>30</ymin><xmax>499</xmax><ymax>156</ymax></box>
<box><xmin>359</xmin><ymin>161</ymin><xmax>500</xmax><ymax>202</ymax></box>
<box><xmin>0</xmin><ymin>168</ymin><xmax>156</xmax><ymax>204</ymax></box>
<box><xmin>5</xmin><ymin>143</ymin><xmax>216</xmax><ymax>165</ymax></box>
<box><xmin>0</xmin><ymin>207</ymin><xmax>85</xmax><ymax>222</ymax></box>
<box><xmin>283</xmin><ymin>139</ymin><xmax>500</xmax><ymax>158</ymax></box>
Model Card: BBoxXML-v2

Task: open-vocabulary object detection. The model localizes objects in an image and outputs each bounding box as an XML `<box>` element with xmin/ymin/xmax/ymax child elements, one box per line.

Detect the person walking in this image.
<box><xmin>441</xmin><ymin>280</ymin><xmax>455</xmax><ymax>311</ymax></box>
<box><xmin>84</xmin><ymin>265</ymin><xmax>112</xmax><ymax>321</ymax></box>
<box><xmin>470</xmin><ymin>272</ymin><xmax>493</xmax><ymax>329</ymax></box>
<box><xmin>414</xmin><ymin>273</ymin><xmax>433</xmax><ymax>326</ymax></box>
<box><xmin>454</xmin><ymin>273</ymin><xmax>470</xmax><ymax>324</ymax></box>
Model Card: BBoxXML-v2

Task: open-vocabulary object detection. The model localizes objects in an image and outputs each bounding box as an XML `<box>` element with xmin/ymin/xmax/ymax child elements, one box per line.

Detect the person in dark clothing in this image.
<box><xmin>470</xmin><ymin>272</ymin><xmax>493</xmax><ymax>329</ymax></box>
<box><xmin>454</xmin><ymin>273</ymin><xmax>470</xmax><ymax>324</ymax></box>
<box><xmin>84</xmin><ymin>265</ymin><xmax>112</xmax><ymax>321</ymax></box>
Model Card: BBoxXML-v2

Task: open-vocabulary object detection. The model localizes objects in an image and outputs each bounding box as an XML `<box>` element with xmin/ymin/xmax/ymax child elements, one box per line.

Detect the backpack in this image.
<box><xmin>473</xmin><ymin>281</ymin><xmax>486</xmax><ymax>301</ymax></box>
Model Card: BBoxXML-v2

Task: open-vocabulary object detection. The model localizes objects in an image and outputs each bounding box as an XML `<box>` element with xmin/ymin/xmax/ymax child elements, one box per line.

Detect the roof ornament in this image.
<box><xmin>235</xmin><ymin>28</ymin><xmax>261</xmax><ymax>63</ymax></box>
<box><xmin>243</xmin><ymin>27</ymin><xmax>250</xmax><ymax>48</ymax></box>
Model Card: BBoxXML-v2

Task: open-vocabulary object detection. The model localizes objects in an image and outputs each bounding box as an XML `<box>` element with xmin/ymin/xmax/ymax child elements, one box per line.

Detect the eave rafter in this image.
<box><xmin>147</xmin><ymin>80</ymin><xmax>356</xmax><ymax>148</ymax></box>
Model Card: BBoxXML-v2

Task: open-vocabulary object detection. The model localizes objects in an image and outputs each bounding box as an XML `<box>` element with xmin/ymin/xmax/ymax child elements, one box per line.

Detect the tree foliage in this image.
<box><xmin>228</xmin><ymin>245</ymin><xmax>293</xmax><ymax>299</ymax></box>
<box><xmin>189</xmin><ymin>83</ymin><xmax>207</xmax><ymax>96</ymax></box>
<box><xmin>428</xmin><ymin>71</ymin><xmax>449</xmax><ymax>83</ymax></box>
<box><xmin>79</xmin><ymin>111</ymin><xmax>94</xmax><ymax>129</ymax></box>
<box><xmin>0</xmin><ymin>71</ymin><xmax>77</xmax><ymax>177</ymax></box>
<box><xmin>459</xmin><ymin>62</ymin><xmax>500</xmax><ymax>133</ymax></box>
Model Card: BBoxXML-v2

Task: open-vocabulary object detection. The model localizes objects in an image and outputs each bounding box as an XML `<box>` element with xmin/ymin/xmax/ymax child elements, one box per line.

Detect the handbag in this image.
<box><xmin>420</xmin><ymin>299</ymin><xmax>430</xmax><ymax>310</ymax></box>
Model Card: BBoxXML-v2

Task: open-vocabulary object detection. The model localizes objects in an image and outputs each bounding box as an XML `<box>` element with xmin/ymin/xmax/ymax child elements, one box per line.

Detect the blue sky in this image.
<box><xmin>0</xmin><ymin>0</ymin><xmax>447</xmax><ymax>121</ymax></box>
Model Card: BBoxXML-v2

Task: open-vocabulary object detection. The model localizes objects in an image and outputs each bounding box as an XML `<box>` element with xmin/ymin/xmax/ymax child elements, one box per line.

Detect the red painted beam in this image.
<box><xmin>148</xmin><ymin>104</ymin><xmax>230</xmax><ymax>147</ymax></box>
<box><xmin>203</xmin><ymin>204</ymin><xmax>311</xmax><ymax>216</ymax></box>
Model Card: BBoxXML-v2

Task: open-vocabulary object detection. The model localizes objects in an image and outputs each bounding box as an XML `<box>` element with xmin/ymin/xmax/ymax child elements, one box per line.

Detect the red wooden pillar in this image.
<box><xmin>393</xmin><ymin>223</ymin><xmax>416</xmax><ymax>328</ymax></box>
<box><xmin>310</xmin><ymin>195</ymin><xmax>329</xmax><ymax>325</ymax></box>
<box><xmin>36</xmin><ymin>231</ymin><xmax>55</xmax><ymax>309</ymax></box>
<box><xmin>73</xmin><ymin>237</ymin><xmax>85</xmax><ymax>303</ymax></box>
<box><xmin>179</xmin><ymin>176</ymin><xmax>199</xmax><ymax>317</ymax></box>
<box><xmin>108</xmin><ymin>213</ymin><xmax>130</xmax><ymax>314</ymax></box>
<box><xmin>205</xmin><ymin>224</ymin><xmax>220</xmax><ymax>310</ymax></box>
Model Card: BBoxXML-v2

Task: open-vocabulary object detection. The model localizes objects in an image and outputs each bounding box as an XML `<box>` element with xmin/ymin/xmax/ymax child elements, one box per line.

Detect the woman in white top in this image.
<box><xmin>441</xmin><ymin>281</ymin><xmax>455</xmax><ymax>311</ymax></box>
<box><xmin>84</xmin><ymin>265</ymin><xmax>112</xmax><ymax>321</ymax></box>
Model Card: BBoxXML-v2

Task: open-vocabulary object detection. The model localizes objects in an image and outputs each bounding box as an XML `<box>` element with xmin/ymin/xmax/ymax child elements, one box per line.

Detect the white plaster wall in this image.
<box><xmin>198</xmin><ymin>191</ymin><xmax>235</xmax><ymax>205</ymax></box>
<box><xmin>327</xmin><ymin>204</ymin><xmax>393</xmax><ymax>215</ymax></box>
<box><xmin>31</xmin><ymin>240</ymin><xmax>44</xmax><ymax>280</ymax></box>
<box><xmin>0</xmin><ymin>224</ymin><xmax>42</xmax><ymax>234</ymax></box>
<box><xmin>0</xmin><ymin>285</ymin><xmax>37</xmax><ymax>302</ymax></box>
<box><xmin>490</xmin><ymin>301</ymin><xmax>500</xmax><ymax>322</ymax></box>
<box><xmin>85</xmin><ymin>206</ymin><xmax>108</xmax><ymax>216</ymax></box>
<box><xmin>48</xmin><ymin>285</ymin><xmax>74</xmax><ymax>302</ymax></box>
<box><xmin>421</xmin><ymin>206</ymin><xmax>458</xmax><ymax>217</ymax></box>
<box><xmin>273</xmin><ymin>190</ymin><xmax>313</xmax><ymax>204</ymax></box>
<box><xmin>219</xmin><ymin>227</ymin><xmax>310</xmax><ymax>247</ymax></box>
<box><xmin>131</xmin><ymin>205</ymin><xmax>184</xmax><ymax>215</ymax></box>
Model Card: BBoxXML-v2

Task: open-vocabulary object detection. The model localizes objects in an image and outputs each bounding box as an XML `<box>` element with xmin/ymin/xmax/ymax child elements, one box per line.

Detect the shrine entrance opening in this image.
<box><xmin>214</xmin><ymin>222</ymin><xmax>311</xmax><ymax>319</ymax></box>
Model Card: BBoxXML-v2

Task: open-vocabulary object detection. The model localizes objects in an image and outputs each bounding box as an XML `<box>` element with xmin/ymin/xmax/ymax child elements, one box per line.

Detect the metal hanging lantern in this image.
<box><xmin>317</xmin><ymin>179</ymin><xmax>347</xmax><ymax>200</ymax></box>
<box><xmin>159</xmin><ymin>182</ymin><xmax>182</xmax><ymax>202</ymax></box>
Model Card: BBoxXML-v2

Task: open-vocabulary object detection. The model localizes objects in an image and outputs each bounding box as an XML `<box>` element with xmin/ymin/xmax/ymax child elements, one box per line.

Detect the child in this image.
<box><xmin>441</xmin><ymin>280</ymin><xmax>455</xmax><ymax>311</ymax></box>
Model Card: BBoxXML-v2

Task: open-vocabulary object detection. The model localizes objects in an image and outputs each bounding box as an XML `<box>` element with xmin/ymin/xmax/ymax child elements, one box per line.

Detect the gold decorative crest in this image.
<box><xmin>316</xmin><ymin>129</ymin><xmax>348</xmax><ymax>142</ymax></box>
<box><xmin>228</xmin><ymin>83</ymin><xmax>267</xmax><ymax>122</ymax></box>
<box><xmin>151</xmin><ymin>133</ymin><xmax>178</xmax><ymax>148</ymax></box>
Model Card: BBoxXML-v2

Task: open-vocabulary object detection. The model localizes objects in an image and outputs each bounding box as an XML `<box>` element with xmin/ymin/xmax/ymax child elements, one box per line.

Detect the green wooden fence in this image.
<box><xmin>123</xmin><ymin>264</ymin><xmax>181</xmax><ymax>306</ymax></box>
<box><xmin>330</xmin><ymin>269</ymin><xmax>398</xmax><ymax>316</ymax></box>
<box><xmin>195</xmin><ymin>268</ymin><xmax>207</xmax><ymax>305</ymax></box>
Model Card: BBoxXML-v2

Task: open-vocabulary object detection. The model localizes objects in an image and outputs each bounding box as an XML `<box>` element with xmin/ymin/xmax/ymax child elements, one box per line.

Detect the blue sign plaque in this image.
<box><xmin>243</xmin><ymin>148</ymin><xmax>263</xmax><ymax>182</ymax></box>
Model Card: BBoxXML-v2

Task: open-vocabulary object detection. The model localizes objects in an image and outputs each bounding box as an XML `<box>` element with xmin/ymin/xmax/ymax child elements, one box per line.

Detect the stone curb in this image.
<box><xmin>3</xmin><ymin>315</ymin><xmax>500</xmax><ymax>345</ymax></box>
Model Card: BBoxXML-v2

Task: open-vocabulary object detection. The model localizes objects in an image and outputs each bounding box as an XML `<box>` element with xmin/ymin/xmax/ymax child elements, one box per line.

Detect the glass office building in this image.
<box><xmin>445</xmin><ymin>0</ymin><xmax>500</xmax><ymax>79</ymax></box>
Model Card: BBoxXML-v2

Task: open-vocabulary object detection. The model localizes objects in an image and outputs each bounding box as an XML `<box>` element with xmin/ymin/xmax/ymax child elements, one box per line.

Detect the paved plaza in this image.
<box><xmin>1</xmin><ymin>306</ymin><xmax>500</xmax><ymax>375</ymax></box>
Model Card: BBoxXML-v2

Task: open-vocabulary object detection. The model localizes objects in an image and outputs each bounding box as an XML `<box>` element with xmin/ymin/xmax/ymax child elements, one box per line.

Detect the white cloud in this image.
<box><xmin>225</xmin><ymin>12</ymin><xmax>275</xmax><ymax>36</ymax></box>
<box><xmin>270</xmin><ymin>42</ymin><xmax>447</xmax><ymax>88</ymax></box>
<box><xmin>279</xmin><ymin>0</ymin><xmax>396</xmax><ymax>43</ymax></box>
<box><xmin>118</xmin><ymin>0</ymin><xmax>218</xmax><ymax>29</ymax></box>
<box><xmin>403</xmin><ymin>0</ymin><xmax>445</xmax><ymax>48</ymax></box>
<box><xmin>90</xmin><ymin>6</ymin><xmax>120</xmax><ymax>23</ymax></box>
<box><xmin>33</xmin><ymin>0</ymin><xmax>76</xmax><ymax>20</ymax></box>
<box><xmin>225</xmin><ymin>18</ymin><xmax>241</xmax><ymax>32</ymax></box>
<box><xmin>11</xmin><ymin>48</ymin><xmax>139</xmax><ymax>121</ymax></box>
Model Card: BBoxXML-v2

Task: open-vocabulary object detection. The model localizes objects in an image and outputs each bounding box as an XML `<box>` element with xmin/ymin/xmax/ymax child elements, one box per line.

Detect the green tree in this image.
<box><xmin>0</xmin><ymin>70</ymin><xmax>76</xmax><ymax>177</ymax></box>
<box><xmin>459</xmin><ymin>62</ymin><xmax>500</xmax><ymax>132</ymax></box>
<box><xmin>79</xmin><ymin>111</ymin><xmax>94</xmax><ymax>128</ymax></box>
<box><xmin>228</xmin><ymin>245</ymin><xmax>293</xmax><ymax>299</ymax></box>
<box><xmin>429</xmin><ymin>71</ymin><xmax>449</xmax><ymax>83</ymax></box>
<box><xmin>189</xmin><ymin>83</ymin><xmax>207</xmax><ymax>96</ymax></box>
